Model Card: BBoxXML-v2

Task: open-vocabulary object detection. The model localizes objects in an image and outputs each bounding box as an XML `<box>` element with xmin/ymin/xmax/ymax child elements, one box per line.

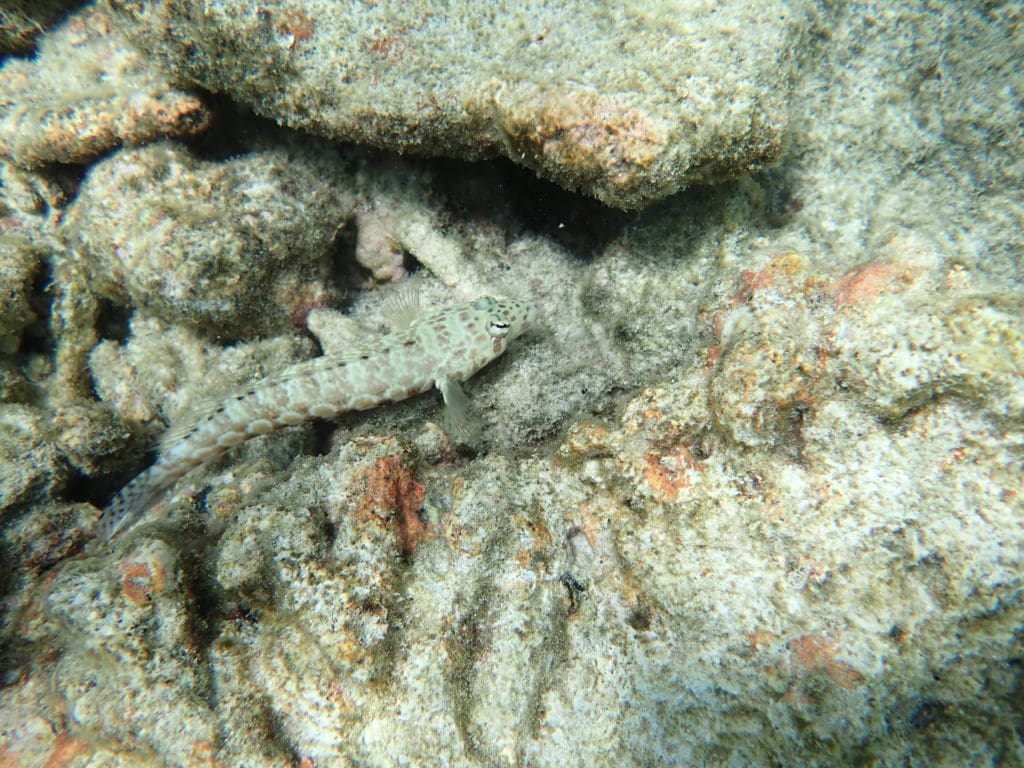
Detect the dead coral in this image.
<box><xmin>63</xmin><ymin>141</ymin><xmax>354</xmax><ymax>337</ymax></box>
<box><xmin>0</xmin><ymin>6</ymin><xmax>210</xmax><ymax>168</ymax></box>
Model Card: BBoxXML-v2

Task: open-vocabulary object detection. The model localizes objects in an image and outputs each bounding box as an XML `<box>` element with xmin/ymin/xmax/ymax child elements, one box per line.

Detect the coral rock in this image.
<box><xmin>0</xmin><ymin>6</ymin><xmax>210</xmax><ymax>167</ymax></box>
<box><xmin>106</xmin><ymin>0</ymin><xmax>816</xmax><ymax>208</ymax></box>
<box><xmin>63</xmin><ymin>141</ymin><xmax>354</xmax><ymax>337</ymax></box>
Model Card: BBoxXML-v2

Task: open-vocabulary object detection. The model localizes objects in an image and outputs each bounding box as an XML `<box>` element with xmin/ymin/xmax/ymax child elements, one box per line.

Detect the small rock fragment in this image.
<box><xmin>349</xmin><ymin>159</ymin><xmax>488</xmax><ymax>293</ymax></box>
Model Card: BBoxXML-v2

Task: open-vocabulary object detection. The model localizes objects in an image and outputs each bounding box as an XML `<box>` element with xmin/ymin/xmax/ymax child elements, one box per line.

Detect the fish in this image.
<box><xmin>98</xmin><ymin>288</ymin><xmax>536</xmax><ymax>541</ymax></box>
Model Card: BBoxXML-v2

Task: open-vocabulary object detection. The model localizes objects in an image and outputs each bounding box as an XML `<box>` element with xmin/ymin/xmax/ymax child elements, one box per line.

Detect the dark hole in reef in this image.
<box><xmin>626</xmin><ymin>603</ymin><xmax>653</xmax><ymax>631</ymax></box>
<box><xmin>17</xmin><ymin>257</ymin><xmax>55</xmax><ymax>359</ymax></box>
<box><xmin>66</xmin><ymin>446</ymin><xmax>159</xmax><ymax>509</ymax></box>
<box><xmin>909</xmin><ymin>698</ymin><xmax>947</xmax><ymax>730</ymax></box>
<box><xmin>402</xmin><ymin>249</ymin><xmax>424</xmax><ymax>276</ymax></box>
<box><xmin>752</xmin><ymin>166</ymin><xmax>804</xmax><ymax>228</ymax></box>
<box><xmin>321</xmin><ymin>516</ymin><xmax>337</xmax><ymax>549</ymax></box>
<box><xmin>304</xmin><ymin>327</ymin><xmax>324</xmax><ymax>357</ymax></box>
<box><xmin>41</xmin><ymin>162</ymin><xmax>87</xmax><ymax>203</ymax></box>
<box><xmin>184</xmin><ymin>96</ymin><xmax>268</xmax><ymax>161</ymax></box>
<box><xmin>325</xmin><ymin>217</ymin><xmax>367</xmax><ymax>299</ymax></box>
<box><xmin>63</xmin><ymin>466</ymin><xmax>113</xmax><ymax>507</ymax></box>
<box><xmin>96</xmin><ymin>298</ymin><xmax>132</xmax><ymax>343</ymax></box>
<box><xmin>888</xmin><ymin>623</ymin><xmax>909</xmax><ymax>644</ymax></box>
<box><xmin>430</xmin><ymin>157</ymin><xmax>631</xmax><ymax>261</ymax></box>
<box><xmin>175</xmin><ymin>544</ymin><xmax>227</xmax><ymax>663</ymax></box>
<box><xmin>323</xmin><ymin>210</ymin><xmax>425</xmax><ymax>301</ymax></box>
<box><xmin>310</xmin><ymin>419</ymin><xmax>338</xmax><ymax>457</ymax></box>
<box><xmin>690</xmin><ymin>434</ymin><xmax>714</xmax><ymax>461</ymax></box>
<box><xmin>0</xmin><ymin>538</ymin><xmax>16</xmax><ymax>602</ymax></box>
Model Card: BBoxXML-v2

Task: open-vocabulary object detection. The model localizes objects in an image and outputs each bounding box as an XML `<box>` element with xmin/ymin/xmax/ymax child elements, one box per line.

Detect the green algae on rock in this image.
<box><xmin>105</xmin><ymin>0</ymin><xmax>815</xmax><ymax>209</ymax></box>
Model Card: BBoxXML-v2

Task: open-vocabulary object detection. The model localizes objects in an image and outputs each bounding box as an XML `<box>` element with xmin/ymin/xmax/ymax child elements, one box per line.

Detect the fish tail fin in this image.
<box><xmin>98</xmin><ymin>466</ymin><xmax>171</xmax><ymax>542</ymax></box>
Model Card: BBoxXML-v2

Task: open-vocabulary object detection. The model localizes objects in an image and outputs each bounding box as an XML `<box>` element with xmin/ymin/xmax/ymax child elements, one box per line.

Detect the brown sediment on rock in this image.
<box><xmin>640</xmin><ymin>443</ymin><xmax>706</xmax><ymax>502</ymax></box>
<box><xmin>788</xmin><ymin>633</ymin><xmax>866</xmax><ymax>690</ymax></box>
<box><xmin>492</xmin><ymin>87</ymin><xmax>671</xmax><ymax>204</ymax></box>
<box><xmin>831</xmin><ymin>259</ymin><xmax>920</xmax><ymax>310</ymax></box>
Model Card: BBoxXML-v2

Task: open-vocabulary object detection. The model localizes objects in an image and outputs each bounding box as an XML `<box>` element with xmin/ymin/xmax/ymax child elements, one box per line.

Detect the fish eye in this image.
<box><xmin>487</xmin><ymin>320</ymin><xmax>511</xmax><ymax>338</ymax></box>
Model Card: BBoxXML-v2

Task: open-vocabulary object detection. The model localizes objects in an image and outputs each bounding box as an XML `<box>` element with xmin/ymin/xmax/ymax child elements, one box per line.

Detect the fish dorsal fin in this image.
<box><xmin>381</xmin><ymin>280</ymin><xmax>422</xmax><ymax>331</ymax></box>
<box><xmin>158</xmin><ymin>388</ymin><xmax>231</xmax><ymax>452</ymax></box>
<box><xmin>306</xmin><ymin>307</ymin><xmax>370</xmax><ymax>358</ymax></box>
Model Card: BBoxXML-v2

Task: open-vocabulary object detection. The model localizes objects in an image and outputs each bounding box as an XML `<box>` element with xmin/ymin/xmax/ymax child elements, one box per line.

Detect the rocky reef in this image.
<box><xmin>105</xmin><ymin>0</ymin><xmax>812</xmax><ymax>210</ymax></box>
<box><xmin>0</xmin><ymin>2</ymin><xmax>1021</xmax><ymax>766</ymax></box>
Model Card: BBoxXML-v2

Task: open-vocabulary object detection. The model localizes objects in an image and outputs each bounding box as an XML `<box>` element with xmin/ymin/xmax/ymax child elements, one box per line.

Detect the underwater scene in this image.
<box><xmin>0</xmin><ymin>1</ymin><xmax>1021</xmax><ymax>765</ymax></box>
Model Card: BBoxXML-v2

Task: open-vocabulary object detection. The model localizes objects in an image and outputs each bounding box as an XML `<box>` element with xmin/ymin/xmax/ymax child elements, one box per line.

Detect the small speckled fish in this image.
<box><xmin>99</xmin><ymin>289</ymin><xmax>536</xmax><ymax>541</ymax></box>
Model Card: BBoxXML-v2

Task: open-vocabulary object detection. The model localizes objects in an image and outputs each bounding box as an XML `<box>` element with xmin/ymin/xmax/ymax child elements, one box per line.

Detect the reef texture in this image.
<box><xmin>63</xmin><ymin>140</ymin><xmax>355</xmax><ymax>338</ymax></box>
<box><xmin>104</xmin><ymin>0</ymin><xmax>814</xmax><ymax>209</ymax></box>
<box><xmin>0</xmin><ymin>5</ymin><xmax>210</xmax><ymax>167</ymax></box>
<box><xmin>5</xmin><ymin>243</ymin><xmax>1022</xmax><ymax>765</ymax></box>
<box><xmin>1</xmin><ymin>1</ymin><xmax>1023</xmax><ymax>767</ymax></box>
<box><xmin>0</xmin><ymin>239</ymin><xmax>44</xmax><ymax>353</ymax></box>
<box><xmin>0</xmin><ymin>0</ymin><xmax>81</xmax><ymax>53</ymax></box>
<box><xmin>0</xmin><ymin>160</ymin><xmax>65</xmax><ymax>402</ymax></box>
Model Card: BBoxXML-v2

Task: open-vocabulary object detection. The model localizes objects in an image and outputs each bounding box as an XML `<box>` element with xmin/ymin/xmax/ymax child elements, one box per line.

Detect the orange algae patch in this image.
<box><xmin>43</xmin><ymin>734</ymin><xmax>91</xmax><ymax>768</ymax></box>
<box><xmin>642</xmin><ymin>444</ymin><xmax>706</xmax><ymax>502</ymax></box>
<box><xmin>499</xmin><ymin>89</ymin><xmax>666</xmax><ymax>193</ymax></box>
<box><xmin>275</xmin><ymin>8</ymin><xmax>315</xmax><ymax>48</ymax></box>
<box><xmin>734</xmin><ymin>252</ymin><xmax>808</xmax><ymax>306</ymax></box>
<box><xmin>832</xmin><ymin>259</ymin><xmax>918</xmax><ymax>309</ymax></box>
<box><xmin>789</xmin><ymin>633</ymin><xmax>866</xmax><ymax>690</ymax></box>
<box><xmin>0</xmin><ymin>725</ymin><xmax>92</xmax><ymax>768</ymax></box>
<box><xmin>357</xmin><ymin>455</ymin><xmax>428</xmax><ymax>557</ymax></box>
<box><xmin>119</xmin><ymin>547</ymin><xmax>170</xmax><ymax>605</ymax></box>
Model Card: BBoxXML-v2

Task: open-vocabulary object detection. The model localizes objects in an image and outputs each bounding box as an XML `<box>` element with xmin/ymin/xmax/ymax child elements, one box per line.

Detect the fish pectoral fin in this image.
<box><xmin>438</xmin><ymin>376</ymin><xmax>480</xmax><ymax>444</ymax></box>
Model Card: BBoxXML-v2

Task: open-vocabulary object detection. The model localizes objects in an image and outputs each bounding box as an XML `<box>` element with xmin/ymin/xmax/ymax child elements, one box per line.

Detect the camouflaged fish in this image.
<box><xmin>99</xmin><ymin>288</ymin><xmax>536</xmax><ymax>541</ymax></box>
